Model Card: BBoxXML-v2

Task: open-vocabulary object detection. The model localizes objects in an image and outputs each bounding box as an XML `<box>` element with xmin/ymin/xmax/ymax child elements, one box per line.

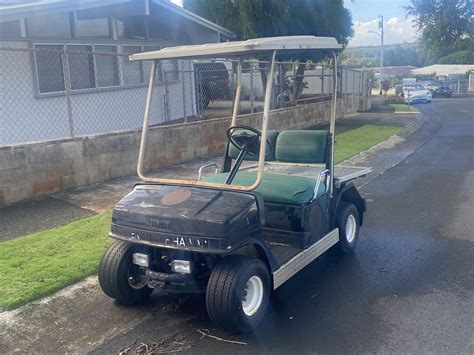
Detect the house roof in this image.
<box><xmin>372</xmin><ymin>66</ymin><xmax>418</xmax><ymax>77</ymax></box>
<box><xmin>130</xmin><ymin>36</ymin><xmax>342</xmax><ymax>61</ymax></box>
<box><xmin>411</xmin><ymin>64</ymin><xmax>474</xmax><ymax>76</ymax></box>
<box><xmin>0</xmin><ymin>0</ymin><xmax>234</xmax><ymax>37</ymax></box>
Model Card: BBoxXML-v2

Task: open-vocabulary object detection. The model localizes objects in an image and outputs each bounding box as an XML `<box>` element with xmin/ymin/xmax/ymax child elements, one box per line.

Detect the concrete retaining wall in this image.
<box><xmin>0</xmin><ymin>97</ymin><xmax>365</xmax><ymax>206</ymax></box>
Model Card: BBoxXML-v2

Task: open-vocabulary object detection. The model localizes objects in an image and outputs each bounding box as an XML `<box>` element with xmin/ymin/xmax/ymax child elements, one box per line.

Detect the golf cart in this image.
<box><xmin>98</xmin><ymin>36</ymin><xmax>371</xmax><ymax>332</ymax></box>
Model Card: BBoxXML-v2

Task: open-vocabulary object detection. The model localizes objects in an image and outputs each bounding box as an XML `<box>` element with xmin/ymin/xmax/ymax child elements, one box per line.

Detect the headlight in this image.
<box><xmin>133</xmin><ymin>253</ymin><xmax>150</xmax><ymax>267</ymax></box>
<box><xmin>170</xmin><ymin>260</ymin><xmax>191</xmax><ymax>274</ymax></box>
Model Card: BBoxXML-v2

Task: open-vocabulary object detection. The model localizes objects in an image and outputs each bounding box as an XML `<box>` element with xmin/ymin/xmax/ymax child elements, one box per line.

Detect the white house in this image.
<box><xmin>0</xmin><ymin>0</ymin><xmax>233</xmax><ymax>145</ymax></box>
<box><xmin>411</xmin><ymin>64</ymin><xmax>473</xmax><ymax>80</ymax></box>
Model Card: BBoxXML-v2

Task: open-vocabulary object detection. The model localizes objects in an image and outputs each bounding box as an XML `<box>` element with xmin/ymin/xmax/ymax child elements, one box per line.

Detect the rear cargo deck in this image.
<box><xmin>243</xmin><ymin>163</ymin><xmax>371</xmax><ymax>186</ymax></box>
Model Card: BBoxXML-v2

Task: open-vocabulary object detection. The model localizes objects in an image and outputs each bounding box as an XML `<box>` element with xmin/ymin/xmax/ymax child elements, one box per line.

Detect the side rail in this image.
<box><xmin>197</xmin><ymin>163</ymin><xmax>220</xmax><ymax>181</ymax></box>
<box><xmin>312</xmin><ymin>169</ymin><xmax>330</xmax><ymax>201</ymax></box>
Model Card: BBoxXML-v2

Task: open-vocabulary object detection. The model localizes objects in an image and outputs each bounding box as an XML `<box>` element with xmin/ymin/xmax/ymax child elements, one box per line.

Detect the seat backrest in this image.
<box><xmin>275</xmin><ymin>130</ymin><xmax>328</xmax><ymax>164</ymax></box>
<box><xmin>227</xmin><ymin>130</ymin><xmax>279</xmax><ymax>161</ymax></box>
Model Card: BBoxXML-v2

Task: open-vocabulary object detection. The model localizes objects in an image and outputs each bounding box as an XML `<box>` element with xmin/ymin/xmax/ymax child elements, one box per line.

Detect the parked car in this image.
<box><xmin>421</xmin><ymin>80</ymin><xmax>443</xmax><ymax>93</ymax></box>
<box><xmin>194</xmin><ymin>62</ymin><xmax>232</xmax><ymax>110</ymax></box>
<box><xmin>432</xmin><ymin>85</ymin><xmax>453</xmax><ymax>98</ymax></box>
<box><xmin>403</xmin><ymin>84</ymin><xmax>432</xmax><ymax>104</ymax></box>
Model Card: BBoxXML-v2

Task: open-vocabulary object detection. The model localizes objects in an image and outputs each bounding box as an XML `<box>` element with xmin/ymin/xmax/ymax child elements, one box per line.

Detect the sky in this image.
<box><xmin>171</xmin><ymin>0</ymin><xmax>419</xmax><ymax>47</ymax></box>
<box><xmin>344</xmin><ymin>0</ymin><xmax>419</xmax><ymax>47</ymax></box>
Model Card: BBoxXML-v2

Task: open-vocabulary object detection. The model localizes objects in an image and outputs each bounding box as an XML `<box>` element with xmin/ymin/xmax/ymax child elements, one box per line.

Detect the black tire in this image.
<box><xmin>336</xmin><ymin>202</ymin><xmax>360</xmax><ymax>254</ymax></box>
<box><xmin>206</xmin><ymin>255</ymin><xmax>270</xmax><ymax>332</ymax></box>
<box><xmin>98</xmin><ymin>240</ymin><xmax>153</xmax><ymax>305</ymax></box>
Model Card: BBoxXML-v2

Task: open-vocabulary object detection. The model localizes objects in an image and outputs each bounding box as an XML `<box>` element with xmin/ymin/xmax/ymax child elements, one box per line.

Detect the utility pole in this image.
<box><xmin>378</xmin><ymin>14</ymin><xmax>384</xmax><ymax>95</ymax></box>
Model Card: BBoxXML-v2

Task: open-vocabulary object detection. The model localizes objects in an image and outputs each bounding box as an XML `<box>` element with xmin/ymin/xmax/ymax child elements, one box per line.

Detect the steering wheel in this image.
<box><xmin>226</xmin><ymin>125</ymin><xmax>273</xmax><ymax>158</ymax></box>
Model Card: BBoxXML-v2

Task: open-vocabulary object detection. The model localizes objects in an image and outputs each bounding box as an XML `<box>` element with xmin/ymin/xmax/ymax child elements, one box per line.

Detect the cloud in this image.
<box><xmin>348</xmin><ymin>16</ymin><xmax>419</xmax><ymax>47</ymax></box>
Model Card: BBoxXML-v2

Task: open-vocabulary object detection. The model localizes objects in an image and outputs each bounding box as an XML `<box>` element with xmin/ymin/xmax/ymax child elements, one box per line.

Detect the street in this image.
<box><xmin>95</xmin><ymin>97</ymin><xmax>474</xmax><ymax>354</ymax></box>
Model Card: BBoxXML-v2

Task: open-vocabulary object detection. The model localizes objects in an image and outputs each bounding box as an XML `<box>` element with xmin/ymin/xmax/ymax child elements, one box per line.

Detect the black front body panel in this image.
<box><xmin>111</xmin><ymin>184</ymin><xmax>265</xmax><ymax>253</ymax></box>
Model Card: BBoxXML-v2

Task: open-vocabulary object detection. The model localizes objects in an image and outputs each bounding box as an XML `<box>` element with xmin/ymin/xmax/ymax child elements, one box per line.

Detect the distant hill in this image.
<box><xmin>342</xmin><ymin>42</ymin><xmax>425</xmax><ymax>68</ymax></box>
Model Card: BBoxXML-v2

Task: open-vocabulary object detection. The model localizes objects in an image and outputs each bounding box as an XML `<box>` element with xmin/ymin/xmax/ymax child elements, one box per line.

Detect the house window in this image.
<box><xmin>27</xmin><ymin>13</ymin><xmax>72</xmax><ymax>38</ymax></box>
<box><xmin>74</xmin><ymin>12</ymin><xmax>110</xmax><ymax>38</ymax></box>
<box><xmin>0</xmin><ymin>20</ymin><xmax>22</xmax><ymax>38</ymax></box>
<box><xmin>142</xmin><ymin>46</ymin><xmax>161</xmax><ymax>82</ymax></box>
<box><xmin>34</xmin><ymin>45</ymin><xmax>65</xmax><ymax>94</ymax></box>
<box><xmin>67</xmin><ymin>45</ymin><xmax>95</xmax><ymax>90</ymax></box>
<box><xmin>117</xmin><ymin>16</ymin><xmax>147</xmax><ymax>40</ymax></box>
<box><xmin>162</xmin><ymin>59</ymin><xmax>179</xmax><ymax>82</ymax></box>
<box><xmin>122</xmin><ymin>45</ymin><xmax>143</xmax><ymax>84</ymax></box>
<box><xmin>95</xmin><ymin>45</ymin><xmax>119</xmax><ymax>87</ymax></box>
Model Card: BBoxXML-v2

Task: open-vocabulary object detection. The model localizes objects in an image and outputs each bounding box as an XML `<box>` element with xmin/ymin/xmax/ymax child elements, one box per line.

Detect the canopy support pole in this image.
<box><xmin>231</xmin><ymin>59</ymin><xmax>242</xmax><ymax>126</ymax></box>
<box><xmin>249</xmin><ymin>50</ymin><xmax>277</xmax><ymax>190</ymax></box>
<box><xmin>137</xmin><ymin>60</ymin><xmax>157</xmax><ymax>180</ymax></box>
<box><xmin>329</xmin><ymin>51</ymin><xmax>338</xmax><ymax>196</ymax></box>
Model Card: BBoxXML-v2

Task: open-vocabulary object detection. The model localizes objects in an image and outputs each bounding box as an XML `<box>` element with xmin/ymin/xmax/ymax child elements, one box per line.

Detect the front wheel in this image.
<box><xmin>336</xmin><ymin>202</ymin><xmax>360</xmax><ymax>254</ymax></box>
<box><xmin>206</xmin><ymin>255</ymin><xmax>270</xmax><ymax>332</ymax></box>
<box><xmin>98</xmin><ymin>241</ymin><xmax>153</xmax><ymax>305</ymax></box>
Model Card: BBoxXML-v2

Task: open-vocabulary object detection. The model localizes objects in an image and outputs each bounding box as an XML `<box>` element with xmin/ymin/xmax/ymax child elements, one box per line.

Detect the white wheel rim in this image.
<box><xmin>128</xmin><ymin>264</ymin><xmax>147</xmax><ymax>289</ymax></box>
<box><xmin>242</xmin><ymin>276</ymin><xmax>264</xmax><ymax>317</ymax></box>
<box><xmin>346</xmin><ymin>214</ymin><xmax>357</xmax><ymax>243</ymax></box>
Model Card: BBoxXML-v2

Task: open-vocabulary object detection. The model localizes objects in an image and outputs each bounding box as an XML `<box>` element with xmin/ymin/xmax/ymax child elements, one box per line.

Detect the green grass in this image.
<box><xmin>0</xmin><ymin>212</ymin><xmax>112</xmax><ymax>310</ymax></box>
<box><xmin>0</xmin><ymin>123</ymin><xmax>402</xmax><ymax>310</ymax></box>
<box><xmin>334</xmin><ymin>124</ymin><xmax>402</xmax><ymax>163</ymax></box>
<box><xmin>389</xmin><ymin>103</ymin><xmax>420</xmax><ymax>112</ymax></box>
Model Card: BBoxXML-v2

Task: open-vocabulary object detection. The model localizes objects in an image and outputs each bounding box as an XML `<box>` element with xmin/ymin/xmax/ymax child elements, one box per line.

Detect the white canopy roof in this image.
<box><xmin>130</xmin><ymin>36</ymin><xmax>341</xmax><ymax>61</ymax></box>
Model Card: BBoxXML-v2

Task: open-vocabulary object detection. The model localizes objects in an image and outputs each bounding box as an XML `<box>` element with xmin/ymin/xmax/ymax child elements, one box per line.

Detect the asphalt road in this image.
<box><xmin>96</xmin><ymin>97</ymin><xmax>474</xmax><ymax>354</ymax></box>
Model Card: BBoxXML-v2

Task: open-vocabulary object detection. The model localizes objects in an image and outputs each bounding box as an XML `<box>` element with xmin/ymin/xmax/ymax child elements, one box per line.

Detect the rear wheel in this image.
<box><xmin>206</xmin><ymin>255</ymin><xmax>270</xmax><ymax>332</ymax></box>
<box><xmin>98</xmin><ymin>241</ymin><xmax>152</xmax><ymax>305</ymax></box>
<box><xmin>336</xmin><ymin>202</ymin><xmax>360</xmax><ymax>254</ymax></box>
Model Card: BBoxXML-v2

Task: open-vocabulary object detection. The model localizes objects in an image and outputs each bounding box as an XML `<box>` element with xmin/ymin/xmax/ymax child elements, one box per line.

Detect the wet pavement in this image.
<box><xmin>92</xmin><ymin>97</ymin><xmax>474</xmax><ymax>353</ymax></box>
<box><xmin>2</xmin><ymin>98</ymin><xmax>472</xmax><ymax>353</ymax></box>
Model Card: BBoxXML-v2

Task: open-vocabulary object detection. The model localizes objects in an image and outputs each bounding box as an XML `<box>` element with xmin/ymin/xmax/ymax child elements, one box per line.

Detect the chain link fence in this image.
<box><xmin>1</xmin><ymin>46</ymin><xmax>369</xmax><ymax>146</ymax></box>
<box><xmin>442</xmin><ymin>78</ymin><xmax>470</xmax><ymax>94</ymax></box>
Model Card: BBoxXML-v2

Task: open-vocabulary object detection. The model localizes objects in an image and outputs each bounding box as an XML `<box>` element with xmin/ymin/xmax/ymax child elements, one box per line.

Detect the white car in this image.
<box><xmin>402</xmin><ymin>85</ymin><xmax>432</xmax><ymax>104</ymax></box>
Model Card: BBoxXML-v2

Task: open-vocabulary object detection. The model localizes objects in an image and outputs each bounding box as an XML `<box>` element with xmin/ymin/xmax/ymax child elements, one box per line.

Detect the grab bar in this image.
<box><xmin>312</xmin><ymin>169</ymin><xmax>329</xmax><ymax>201</ymax></box>
<box><xmin>198</xmin><ymin>163</ymin><xmax>220</xmax><ymax>181</ymax></box>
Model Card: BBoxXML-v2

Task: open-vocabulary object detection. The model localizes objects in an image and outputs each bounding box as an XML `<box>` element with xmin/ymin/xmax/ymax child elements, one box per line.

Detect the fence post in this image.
<box><xmin>164</xmin><ymin>70</ymin><xmax>170</xmax><ymax>122</ymax></box>
<box><xmin>61</xmin><ymin>49</ymin><xmax>74</xmax><ymax>137</ymax></box>
<box><xmin>250</xmin><ymin>63</ymin><xmax>254</xmax><ymax>113</ymax></box>
<box><xmin>351</xmin><ymin>70</ymin><xmax>356</xmax><ymax>110</ymax></box>
<box><xmin>321</xmin><ymin>65</ymin><xmax>324</xmax><ymax>96</ymax></box>
<box><xmin>181</xmin><ymin>61</ymin><xmax>187</xmax><ymax>123</ymax></box>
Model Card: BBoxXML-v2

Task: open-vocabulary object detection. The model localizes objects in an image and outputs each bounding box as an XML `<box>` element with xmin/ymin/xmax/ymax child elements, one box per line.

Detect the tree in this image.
<box><xmin>406</xmin><ymin>0</ymin><xmax>474</xmax><ymax>63</ymax></box>
<box><xmin>183</xmin><ymin>0</ymin><xmax>353</xmax><ymax>97</ymax></box>
<box><xmin>183</xmin><ymin>0</ymin><xmax>242</xmax><ymax>37</ymax></box>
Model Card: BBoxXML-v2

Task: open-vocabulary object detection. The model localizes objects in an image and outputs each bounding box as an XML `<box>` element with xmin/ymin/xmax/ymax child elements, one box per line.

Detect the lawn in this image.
<box><xmin>0</xmin><ymin>212</ymin><xmax>112</xmax><ymax>310</ymax></box>
<box><xmin>389</xmin><ymin>103</ymin><xmax>420</xmax><ymax>112</ymax></box>
<box><xmin>0</xmin><ymin>124</ymin><xmax>402</xmax><ymax>310</ymax></box>
<box><xmin>334</xmin><ymin>124</ymin><xmax>402</xmax><ymax>163</ymax></box>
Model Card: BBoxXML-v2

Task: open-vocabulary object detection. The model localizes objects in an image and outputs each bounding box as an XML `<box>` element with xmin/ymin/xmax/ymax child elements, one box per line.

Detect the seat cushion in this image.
<box><xmin>228</xmin><ymin>130</ymin><xmax>279</xmax><ymax>161</ymax></box>
<box><xmin>202</xmin><ymin>171</ymin><xmax>326</xmax><ymax>205</ymax></box>
<box><xmin>275</xmin><ymin>130</ymin><xmax>328</xmax><ymax>164</ymax></box>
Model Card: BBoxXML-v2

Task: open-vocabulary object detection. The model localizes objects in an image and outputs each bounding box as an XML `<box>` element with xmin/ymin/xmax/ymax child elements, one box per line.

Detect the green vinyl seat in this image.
<box><xmin>202</xmin><ymin>171</ymin><xmax>325</xmax><ymax>205</ymax></box>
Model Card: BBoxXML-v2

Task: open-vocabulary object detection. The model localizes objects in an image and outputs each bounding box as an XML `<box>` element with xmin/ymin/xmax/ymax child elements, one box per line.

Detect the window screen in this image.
<box><xmin>27</xmin><ymin>13</ymin><xmax>71</xmax><ymax>38</ymax></box>
<box><xmin>75</xmin><ymin>14</ymin><xmax>110</xmax><ymax>38</ymax></box>
<box><xmin>34</xmin><ymin>45</ymin><xmax>65</xmax><ymax>94</ymax></box>
<box><xmin>95</xmin><ymin>45</ymin><xmax>119</xmax><ymax>87</ymax></box>
<box><xmin>122</xmin><ymin>45</ymin><xmax>143</xmax><ymax>84</ymax></box>
<box><xmin>0</xmin><ymin>20</ymin><xmax>22</xmax><ymax>38</ymax></box>
<box><xmin>67</xmin><ymin>45</ymin><xmax>95</xmax><ymax>90</ymax></box>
